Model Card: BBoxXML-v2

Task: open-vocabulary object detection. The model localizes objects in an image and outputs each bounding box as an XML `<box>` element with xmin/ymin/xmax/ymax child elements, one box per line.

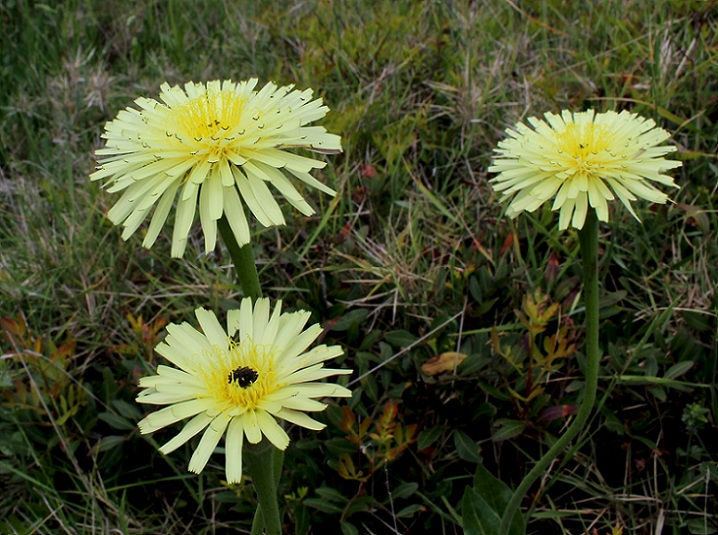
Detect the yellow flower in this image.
<box><xmin>136</xmin><ymin>298</ymin><xmax>351</xmax><ymax>483</ymax></box>
<box><xmin>91</xmin><ymin>80</ymin><xmax>341</xmax><ymax>257</ymax></box>
<box><xmin>489</xmin><ymin>109</ymin><xmax>681</xmax><ymax>230</ymax></box>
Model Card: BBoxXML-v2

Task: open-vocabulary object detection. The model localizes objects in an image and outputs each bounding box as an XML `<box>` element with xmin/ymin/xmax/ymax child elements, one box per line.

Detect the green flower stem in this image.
<box><xmin>250</xmin><ymin>507</ymin><xmax>263</xmax><ymax>535</ymax></box>
<box><xmin>246</xmin><ymin>440</ymin><xmax>282</xmax><ymax>535</ymax></box>
<box><xmin>499</xmin><ymin>210</ymin><xmax>600</xmax><ymax>535</ymax></box>
<box><xmin>217</xmin><ymin>216</ymin><xmax>262</xmax><ymax>301</ymax></box>
<box><xmin>249</xmin><ymin>448</ymin><xmax>285</xmax><ymax>535</ymax></box>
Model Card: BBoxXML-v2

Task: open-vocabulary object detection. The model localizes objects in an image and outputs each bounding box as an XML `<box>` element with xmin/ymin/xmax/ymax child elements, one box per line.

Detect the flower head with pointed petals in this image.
<box><xmin>91</xmin><ymin>80</ymin><xmax>342</xmax><ymax>257</ymax></box>
<box><xmin>136</xmin><ymin>298</ymin><xmax>351</xmax><ymax>483</ymax></box>
<box><xmin>489</xmin><ymin>109</ymin><xmax>681</xmax><ymax>230</ymax></box>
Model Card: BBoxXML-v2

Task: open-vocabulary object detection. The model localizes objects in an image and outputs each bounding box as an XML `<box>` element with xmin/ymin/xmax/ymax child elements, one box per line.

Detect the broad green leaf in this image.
<box><xmin>454</xmin><ymin>430</ymin><xmax>482</xmax><ymax>463</ymax></box>
<box><xmin>461</xmin><ymin>487</ymin><xmax>500</xmax><ymax>535</ymax></box>
<box><xmin>393</xmin><ymin>482</ymin><xmax>419</xmax><ymax>499</ymax></box>
<box><xmin>471</xmin><ymin>465</ymin><xmax>526</xmax><ymax>535</ymax></box>
<box><xmin>112</xmin><ymin>399</ymin><xmax>143</xmax><ymax>420</ymax></box>
<box><xmin>686</xmin><ymin>518</ymin><xmax>718</xmax><ymax>534</ymax></box>
<box><xmin>417</xmin><ymin>427</ymin><xmax>443</xmax><ymax>450</ymax></box>
<box><xmin>328</xmin><ymin>309</ymin><xmax>369</xmax><ymax>331</ymax></box>
<box><xmin>340</xmin><ymin>522</ymin><xmax>359</xmax><ymax>535</ymax></box>
<box><xmin>384</xmin><ymin>330</ymin><xmax>418</xmax><ymax>348</ymax></box>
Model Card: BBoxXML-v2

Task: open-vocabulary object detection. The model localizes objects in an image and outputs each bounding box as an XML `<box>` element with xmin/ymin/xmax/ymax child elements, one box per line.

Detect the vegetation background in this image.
<box><xmin>1</xmin><ymin>0</ymin><xmax>717</xmax><ymax>533</ymax></box>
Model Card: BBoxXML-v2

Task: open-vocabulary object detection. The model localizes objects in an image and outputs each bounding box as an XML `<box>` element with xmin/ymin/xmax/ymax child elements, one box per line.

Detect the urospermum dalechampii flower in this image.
<box><xmin>91</xmin><ymin>79</ymin><xmax>341</xmax><ymax>257</ymax></box>
<box><xmin>136</xmin><ymin>298</ymin><xmax>351</xmax><ymax>483</ymax></box>
<box><xmin>489</xmin><ymin>109</ymin><xmax>682</xmax><ymax>230</ymax></box>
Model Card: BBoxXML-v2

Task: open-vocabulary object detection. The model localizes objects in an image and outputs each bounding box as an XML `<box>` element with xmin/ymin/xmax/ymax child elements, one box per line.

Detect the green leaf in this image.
<box><xmin>329</xmin><ymin>309</ymin><xmax>369</xmax><ymax>331</ymax></box>
<box><xmin>617</xmin><ymin>375</ymin><xmax>707</xmax><ymax>389</ymax></box>
<box><xmin>415</xmin><ymin>178</ymin><xmax>460</xmax><ymax>223</ymax></box>
<box><xmin>491</xmin><ymin>419</ymin><xmax>526</xmax><ymax>442</ymax></box>
<box><xmin>686</xmin><ymin>518</ymin><xmax>718</xmax><ymax>534</ymax></box>
<box><xmin>664</xmin><ymin>360</ymin><xmax>694</xmax><ymax>380</ymax></box>
<box><xmin>682</xmin><ymin>310</ymin><xmax>712</xmax><ymax>332</ymax></box>
<box><xmin>647</xmin><ymin>385</ymin><xmax>667</xmax><ymax>401</ymax></box>
<box><xmin>315</xmin><ymin>486</ymin><xmax>349</xmax><ymax>503</ymax></box>
<box><xmin>304</xmin><ymin>498</ymin><xmax>344</xmax><ymax>514</ymax></box>
<box><xmin>393</xmin><ymin>481</ymin><xmax>419</xmax><ymax>499</ymax></box>
<box><xmin>362</xmin><ymin>374</ymin><xmax>379</xmax><ymax>402</ymax></box>
<box><xmin>454</xmin><ymin>430</ymin><xmax>482</xmax><ymax>463</ymax></box>
<box><xmin>98</xmin><ymin>411</ymin><xmax>136</xmax><ymax>431</ymax></box>
<box><xmin>384</xmin><ymin>330</ymin><xmax>418</xmax><ymax>348</ymax></box>
<box><xmin>459</xmin><ymin>356</ymin><xmax>492</xmax><ymax>377</ymax></box>
<box><xmin>112</xmin><ymin>399</ymin><xmax>143</xmax><ymax>420</ymax></box>
<box><xmin>396</xmin><ymin>503</ymin><xmax>424</xmax><ymax>518</ymax></box>
<box><xmin>469</xmin><ymin>465</ymin><xmax>526</xmax><ymax>535</ymax></box>
<box><xmin>600</xmin><ymin>407</ymin><xmax>625</xmax><ymax>435</ymax></box>
<box><xmin>345</xmin><ymin>495</ymin><xmax>376</xmax><ymax>516</ymax></box>
<box><xmin>472</xmin><ymin>464</ymin><xmax>511</xmax><ymax>515</ymax></box>
<box><xmin>469</xmin><ymin>276</ymin><xmax>482</xmax><ymax>302</ymax></box>
<box><xmin>478</xmin><ymin>380</ymin><xmax>512</xmax><ymax>401</ymax></box>
<box><xmin>461</xmin><ymin>487</ymin><xmax>501</xmax><ymax>535</ymax></box>
<box><xmin>324</xmin><ymin>437</ymin><xmax>356</xmax><ymax>456</ymax></box>
<box><xmin>340</xmin><ymin>522</ymin><xmax>360</xmax><ymax>535</ymax></box>
<box><xmin>417</xmin><ymin>427</ymin><xmax>443</xmax><ymax>450</ymax></box>
<box><xmin>97</xmin><ymin>435</ymin><xmax>126</xmax><ymax>452</ymax></box>
<box><xmin>478</xmin><ymin>297</ymin><xmax>499</xmax><ymax>315</ymax></box>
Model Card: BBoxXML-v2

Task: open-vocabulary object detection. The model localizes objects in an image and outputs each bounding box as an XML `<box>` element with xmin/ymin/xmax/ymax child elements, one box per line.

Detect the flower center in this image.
<box><xmin>172</xmin><ymin>88</ymin><xmax>247</xmax><ymax>158</ymax></box>
<box><xmin>228</xmin><ymin>366</ymin><xmax>259</xmax><ymax>388</ymax></box>
<box><xmin>555</xmin><ymin>122</ymin><xmax>614</xmax><ymax>177</ymax></box>
<box><xmin>201</xmin><ymin>339</ymin><xmax>278</xmax><ymax>410</ymax></box>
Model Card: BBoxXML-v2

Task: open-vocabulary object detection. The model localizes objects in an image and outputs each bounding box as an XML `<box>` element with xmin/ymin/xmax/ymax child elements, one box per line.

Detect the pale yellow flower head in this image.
<box><xmin>91</xmin><ymin>80</ymin><xmax>342</xmax><ymax>257</ymax></box>
<box><xmin>136</xmin><ymin>298</ymin><xmax>351</xmax><ymax>483</ymax></box>
<box><xmin>489</xmin><ymin>109</ymin><xmax>682</xmax><ymax>230</ymax></box>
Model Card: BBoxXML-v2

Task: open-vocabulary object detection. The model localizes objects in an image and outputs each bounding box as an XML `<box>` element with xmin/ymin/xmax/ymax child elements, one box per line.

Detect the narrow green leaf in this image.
<box><xmin>304</xmin><ymin>498</ymin><xmax>344</xmax><ymax>514</ymax></box>
<box><xmin>664</xmin><ymin>360</ymin><xmax>694</xmax><ymax>380</ymax></box>
<box><xmin>415</xmin><ymin>178</ymin><xmax>459</xmax><ymax>223</ymax></box>
<box><xmin>396</xmin><ymin>503</ymin><xmax>424</xmax><ymax>518</ymax></box>
<box><xmin>491</xmin><ymin>419</ymin><xmax>526</xmax><ymax>442</ymax></box>
<box><xmin>97</xmin><ymin>435</ymin><xmax>126</xmax><ymax>452</ymax></box>
<box><xmin>98</xmin><ymin>411</ymin><xmax>136</xmax><ymax>431</ymax></box>
<box><xmin>315</xmin><ymin>486</ymin><xmax>349</xmax><ymax>503</ymax></box>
